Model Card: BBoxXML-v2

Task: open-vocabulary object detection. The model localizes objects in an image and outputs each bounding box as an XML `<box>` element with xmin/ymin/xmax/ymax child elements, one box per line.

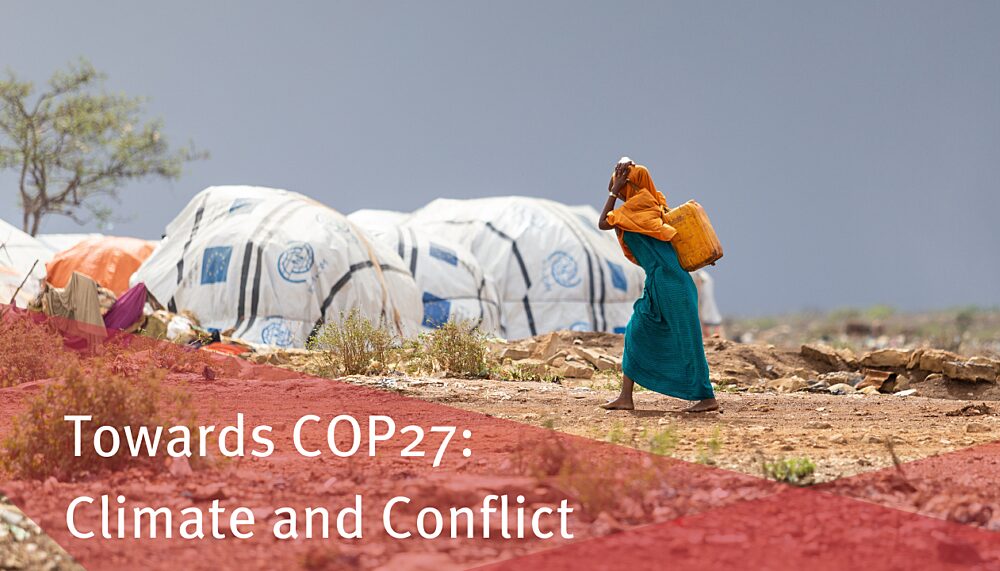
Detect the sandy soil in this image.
<box><xmin>2</xmin><ymin>332</ymin><xmax>999</xmax><ymax>569</ymax></box>
<box><xmin>351</xmin><ymin>373</ymin><xmax>1000</xmax><ymax>483</ymax></box>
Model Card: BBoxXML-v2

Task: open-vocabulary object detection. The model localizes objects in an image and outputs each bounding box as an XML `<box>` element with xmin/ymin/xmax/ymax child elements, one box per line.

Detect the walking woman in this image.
<box><xmin>597</xmin><ymin>158</ymin><xmax>718</xmax><ymax>412</ymax></box>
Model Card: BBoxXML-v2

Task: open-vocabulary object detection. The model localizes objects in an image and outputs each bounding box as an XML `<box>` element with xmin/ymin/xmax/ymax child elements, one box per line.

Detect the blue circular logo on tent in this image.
<box><xmin>262</xmin><ymin>321</ymin><xmax>293</xmax><ymax>347</ymax></box>
<box><xmin>278</xmin><ymin>242</ymin><xmax>314</xmax><ymax>283</ymax></box>
<box><xmin>546</xmin><ymin>251</ymin><xmax>581</xmax><ymax>288</ymax></box>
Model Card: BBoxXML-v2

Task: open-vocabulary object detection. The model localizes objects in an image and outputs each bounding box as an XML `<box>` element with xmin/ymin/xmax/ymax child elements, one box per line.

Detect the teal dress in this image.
<box><xmin>621</xmin><ymin>231</ymin><xmax>714</xmax><ymax>401</ymax></box>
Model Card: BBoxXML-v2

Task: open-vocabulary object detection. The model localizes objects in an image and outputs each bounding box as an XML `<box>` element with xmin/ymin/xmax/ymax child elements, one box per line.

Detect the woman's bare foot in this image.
<box><xmin>683</xmin><ymin>398</ymin><xmax>719</xmax><ymax>413</ymax></box>
<box><xmin>600</xmin><ymin>396</ymin><xmax>634</xmax><ymax>410</ymax></box>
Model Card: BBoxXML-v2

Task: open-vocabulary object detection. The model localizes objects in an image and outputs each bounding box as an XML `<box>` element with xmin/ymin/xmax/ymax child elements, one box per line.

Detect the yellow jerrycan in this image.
<box><xmin>664</xmin><ymin>200</ymin><xmax>723</xmax><ymax>272</ymax></box>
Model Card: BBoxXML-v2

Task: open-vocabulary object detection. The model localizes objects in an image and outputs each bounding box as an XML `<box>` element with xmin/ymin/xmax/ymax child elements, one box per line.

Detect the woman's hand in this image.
<box><xmin>610</xmin><ymin>164</ymin><xmax>631</xmax><ymax>198</ymax></box>
<box><xmin>614</xmin><ymin>160</ymin><xmax>633</xmax><ymax>180</ymax></box>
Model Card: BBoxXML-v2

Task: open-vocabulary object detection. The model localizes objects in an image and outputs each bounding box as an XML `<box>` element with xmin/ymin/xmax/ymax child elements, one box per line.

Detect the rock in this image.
<box><xmin>893</xmin><ymin>374</ymin><xmax>912</xmax><ymax>392</ymax></box>
<box><xmin>820</xmin><ymin>371</ymin><xmax>864</xmax><ymax>386</ymax></box>
<box><xmin>924</xmin><ymin>373</ymin><xmax>945</xmax><ymax>383</ymax></box>
<box><xmin>946</xmin><ymin>403</ymin><xmax>992</xmax><ymax>417</ymax></box>
<box><xmin>545</xmin><ymin>350</ymin><xmax>570</xmax><ymax>366</ymax></box>
<box><xmin>500</xmin><ymin>346</ymin><xmax>532</xmax><ymax>361</ymax></box>
<box><xmin>8</xmin><ymin>523</ymin><xmax>29</xmax><ymax>541</ymax></box>
<box><xmin>765</xmin><ymin>376</ymin><xmax>809</xmax><ymax>393</ymax></box>
<box><xmin>266</xmin><ymin>351</ymin><xmax>291</xmax><ymax>365</ymax></box>
<box><xmin>42</xmin><ymin>477</ymin><xmax>59</xmax><ymax>492</ymax></box>
<box><xmin>557</xmin><ymin>361</ymin><xmax>594</xmax><ymax>379</ymax></box>
<box><xmin>857</xmin><ymin>370</ymin><xmax>896</xmax><ymax>392</ymax></box>
<box><xmin>828</xmin><ymin>433</ymin><xmax>847</xmax><ymax>444</ymax></box>
<box><xmin>805</xmin><ymin>421</ymin><xmax>832</xmax><ymax>429</ymax></box>
<box><xmin>894</xmin><ymin>389</ymin><xmax>917</xmax><ymax>397</ymax></box>
<box><xmin>828</xmin><ymin>383</ymin><xmax>856</xmax><ymax>395</ymax></box>
<box><xmin>513</xmin><ymin>358</ymin><xmax>549</xmax><ymax>377</ymax></box>
<box><xmin>169</xmin><ymin>456</ymin><xmax>193</xmax><ymax>479</ymax></box>
<box><xmin>590</xmin><ymin>511</ymin><xmax>623</xmax><ymax>537</ymax></box>
<box><xmin>860</xmin><ymin>348</ymin><xmax>911</xmax><ymax>369</ymax></box>
<box><xmin>190</xmin><ymin>483</ymin><xmax>228</xmax><ymax>502</ymax></box>
<box><xmin>942</xmin><ymin>357</ymin><xmax>999</xmax><ymax>383</ymax></box>
<box><xmin>806</xmin><ymin>380</ymin><xmax>830</xmax><ymax>392</ymax></box>
<box><xmin>859</xmin><ymin>386</ymin><xmax>880</xmax><ymax>395</ymax></box>
<box><xmin>917</xmin><ymin>349</ymin><xmax>961</xmax><ymax>374</ymax></box>
<box><xmin>907</xmin><ymin>349</ymin><xmax>924</xmax><ymax>370</ymax></box>
<box><xmin>574</xmin><ymin>347</ymin><xmax>620</xmax><ymax>372</ymax></box>
<box><xmin>531</xmin><ymin>332</ymin><xmax>564</xmax><ymax>360</ymax></box>
<box><xmin>839</xmin><ymin>348</ymin><xmax>860</xmax><ymax>369</ymax></box>
<box><xmin>801</xmin><ymin>344</ymin><xmax>854</xmax><ymax>370</ymax></box>
<box><xmin>966</xmin><ymin>422</ymin><xmax>992</xmax><ymax>434</ymax></box>
<box><xmin>0</xmin><ymin>510</ymin><xmax>24</xmax><ymax>526</ymax></box>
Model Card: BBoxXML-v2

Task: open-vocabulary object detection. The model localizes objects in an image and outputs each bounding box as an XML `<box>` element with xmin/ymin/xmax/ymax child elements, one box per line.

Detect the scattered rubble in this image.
<box><xmin>219</xmin><ymin>327</ymin><xmax>1000</xmax><ymax>403</ymax></box>
<box><xmin>0</xmin><ymin>500</ymin><xmax>81</xmax><ymax>570</ymax></box>
<box><xmin>946</xmin><ymin>404</ymin><xmax>993</xmax><ymax>417</ymax></box>
<box><xmin>828</xmin><ymin>383</ymin><xmax>856</xmax><ymax>395</ymax></box>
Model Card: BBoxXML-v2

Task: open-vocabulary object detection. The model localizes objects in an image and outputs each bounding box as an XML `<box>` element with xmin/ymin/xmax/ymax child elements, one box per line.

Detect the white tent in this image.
<box><xmin>348</xmin><ymin>209</ymin><xmax>411</xmax><ymax>229</ymax></box>
<box><xmin>348</xmin><ymin>209</ymin><xmax>503</xmax><ymax>335</ymax></box>
<box><xmin>0</xmin><ymin>219</ymin><xmax>54</xmax><ymax>306</ymax></box>
<box><xmin>409</xmin><ymin>197</ymin><xmax>645</xmax><ymax>339</ymax></box>
<box><xmin>133</xmin><ymin>186</ymin><xmax>423</xmax><ymax>347</ymax></box>
<box><xmin>693</xmin><ymin>269</ymin><xmax>723</xmax><ymax>325</ymax></box>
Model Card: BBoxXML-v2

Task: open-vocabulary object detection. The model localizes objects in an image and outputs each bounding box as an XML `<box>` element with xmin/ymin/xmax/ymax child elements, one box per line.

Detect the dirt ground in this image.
<box><xmin>2</xmin><ymin>328</ymin><xmax>999</xmax><ymax>569</ymax></box>
<box><xmin>348</xmin><ymin>371</ymin><xmax>1000</xmax><ymax>484</ymax></box>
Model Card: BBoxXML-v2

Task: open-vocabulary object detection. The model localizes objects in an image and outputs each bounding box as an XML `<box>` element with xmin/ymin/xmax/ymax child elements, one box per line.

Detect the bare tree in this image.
<box><xmin>0</xmin><ymin>59</ymin><xmax>206</xmax><ymax>235</ymax></box>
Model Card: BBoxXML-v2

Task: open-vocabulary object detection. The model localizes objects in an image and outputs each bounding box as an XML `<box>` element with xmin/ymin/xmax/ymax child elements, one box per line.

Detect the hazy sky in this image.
<box><xmin>2</xmin><ymin>1</ymin><xmax>998</xmax><ymax>315</ymax></box>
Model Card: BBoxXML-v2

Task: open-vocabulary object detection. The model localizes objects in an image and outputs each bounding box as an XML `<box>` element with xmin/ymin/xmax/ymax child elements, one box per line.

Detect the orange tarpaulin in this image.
<box><xmin>46</xmin><ymin>237</ymin><xmax>156</xmax><ymax>296</ymax></box>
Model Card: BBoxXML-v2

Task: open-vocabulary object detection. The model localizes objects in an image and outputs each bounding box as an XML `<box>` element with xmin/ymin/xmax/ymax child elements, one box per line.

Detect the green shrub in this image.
<box><xmin>307</xmin><ymin>309</ymin><xmax>397</xmax><ymax>376</ymax></box>
<box><xmin>0</xmin><ymin>315</ymin><xmax>77</xmax><ymax>387</ymax></box>
<box><xmin>763</xmin><ymin>456</ymin><xmax>816</xmax><ymax>485</ymax></box>
<box><xmin>696</xmin><ymin>426</ymin><xmax>723</xmax><ymax>465</ymax></box>
<box><xmin>420</xmin><ymin>320</ymin><xmax>492</xmax><ymax>377</ymax></box>
<box><xmin>2</xmin><ymin>362</ymin><xmax>194</xmax><ymax>481</ymax></box>
<box><xmin>489</xmin><ymin>363</ymin><xmax>563</xmax><ymax>383</ymax></box>
<box><xmin>647</xmin><ymin>426</ymin><xmax>680</xmax><ymax>456</ymax></box>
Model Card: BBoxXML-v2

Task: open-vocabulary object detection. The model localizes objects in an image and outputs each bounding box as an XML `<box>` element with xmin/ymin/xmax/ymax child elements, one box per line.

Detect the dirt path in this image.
<box><xmin>353</xmin><ymin>374</ymin><xmax>1000</xmax><ymax>483</ymax></box>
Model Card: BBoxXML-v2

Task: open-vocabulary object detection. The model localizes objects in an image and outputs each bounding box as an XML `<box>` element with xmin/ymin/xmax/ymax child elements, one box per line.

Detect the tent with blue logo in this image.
<box><xmin>133</xmin><ymin>186</ymin><xmax>423</xmax><ymax>347</ymax></box>
<box><xmin>408</xmin><ymin>197</ymin><xmax>645</xmax><ymax>340</ymax></box>
<box><xmin>348</xmin><ymin>209</ymin><xmax>502</xmax><ymax>336</ymax></box>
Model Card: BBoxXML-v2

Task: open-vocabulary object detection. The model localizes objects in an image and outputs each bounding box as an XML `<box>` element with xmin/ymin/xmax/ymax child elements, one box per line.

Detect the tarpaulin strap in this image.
<box><xmin>346</xmin><ymin>220</ymin><xmax>404</xmax><ymax>336</ymax></box>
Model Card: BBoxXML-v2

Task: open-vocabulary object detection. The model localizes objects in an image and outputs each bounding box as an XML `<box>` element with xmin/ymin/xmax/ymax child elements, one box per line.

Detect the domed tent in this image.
<box><xmin>348</xmin><ymin>209</ymin><xmax>411</xmax><ymax>229</ymax></box>
<box><xmin>348</xmin><ymin>209</ymin><xmax>502</xmax><ymax>335</ymax></box>
<box><xmin>46</xmin><ymin>236</ymin><xmax>157</xmax><ymax>296</ymax></box>
<box><xmin>133</xmin><ymin>186</ymin><xmax>423</xmax><ymax>347</ymax></box>
<box><xmin>409</xmin><ymin>197</ymin><xmax>645</xmax><ymax>339</ymax></box>
<box><xmin>0</xmin><ymin>219</ymin><xmax>54</xmax><ymax>306</ymax></box>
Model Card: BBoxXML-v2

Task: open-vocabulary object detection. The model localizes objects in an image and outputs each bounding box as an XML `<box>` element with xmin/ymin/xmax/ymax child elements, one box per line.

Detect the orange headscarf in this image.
<box><xmin>605</xmin><ymin>165</ymin><xmax>677</xmax><ymax>265</ymax></box>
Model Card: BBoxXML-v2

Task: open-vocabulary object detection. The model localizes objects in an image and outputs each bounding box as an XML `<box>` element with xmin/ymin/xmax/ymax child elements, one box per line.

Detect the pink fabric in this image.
<box><xmin>103</xmin><ymin>282</ymin><xmax>147</xmax><ymax>330</ymax></box>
